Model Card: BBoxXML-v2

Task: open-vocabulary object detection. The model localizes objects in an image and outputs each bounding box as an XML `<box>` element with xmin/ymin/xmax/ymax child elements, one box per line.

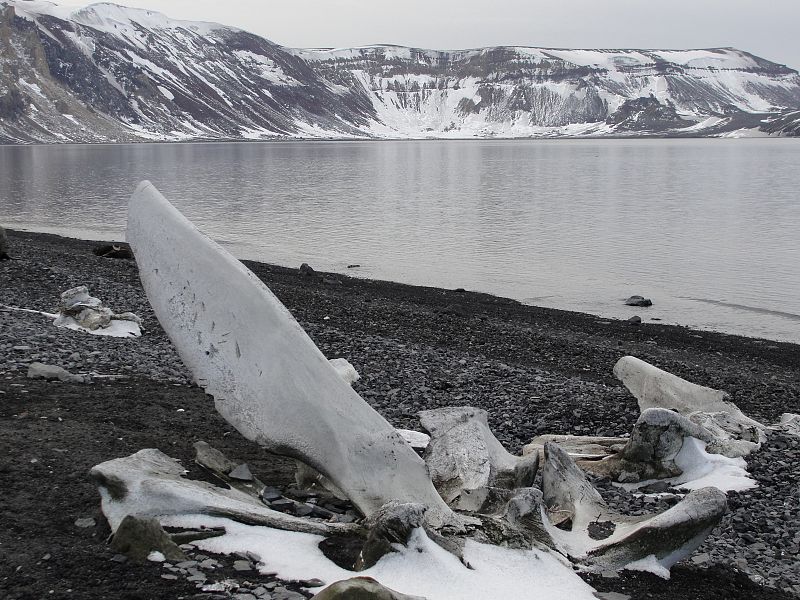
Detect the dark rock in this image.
<box><xmin>260</xmin><ymin>486</ymin><xmax>283</xmax><ymax>502</ymax></box>
<box><xmin>0</xmin><ymin>225</ymin><xmax>9</xmax><ymax>260</ymax></box>
<box><xmin>625</xmin><ymin>296</ymin><xmax>653</xmax><ymax>307</ymax></box>
<box><xmin>347</xmin><ymin>264</ymin><xmax>361</xmax><ymax>269</ymax></box>
<box><xmin>627</xmin><ymin>316</ymin><xmax>642</xmax><ymax>325</ymax></box>
<box><xmin>269</xmin><ymin>498</ymin><xmax>295</xmax><ymax>512</ymax></box>
<box><xmin>318</xmin><ymin>536</ymin><xmax>366</xmax><ymax>570</ymax></box>
<box><xmin>299</xmin><ymin>263</ymin><xmax>316</xmax><ymax>277</ymax></box>
<box><xmin>310</xmin><ymin>577</ymin><xmax>417</xmax><ymax>600</ymax></box>
<box><xmin>93</xmin><ymin>243</ymin><xmax>133</xmax><ymax>259</ymax></box>
<box><xmin>641</xmin><ymin>481</ymin><xmax>671</xmax><ymax>494</ymax></box>
<box><xmin>588</xmin><ymin>520</ymin><xmax>617</xmax><ymax>540</ymax></box>
<box><xmin>355</xmin><ymin>502</ymin><xmax>426</xmax><ymax>571</ymax></box>
<box><xmin>110</xmin><ymin>515</ymin><xmax>186</xmax><ymax>563</ymax></box>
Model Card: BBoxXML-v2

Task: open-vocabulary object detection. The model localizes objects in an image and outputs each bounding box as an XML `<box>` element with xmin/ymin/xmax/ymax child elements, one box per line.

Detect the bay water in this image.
<box><xmin>2</xmin><ymin>138</ymin><xmax>798</xmax><ymax>342</ymax></box>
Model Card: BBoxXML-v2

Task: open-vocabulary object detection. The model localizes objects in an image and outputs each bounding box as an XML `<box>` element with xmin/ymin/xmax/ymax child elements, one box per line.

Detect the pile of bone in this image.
<box><xmin>86</xmin><ymin>182</ymin><xmax>800</xmax><ymax>599</ymax></box>
<box><xmin>54</xmin><ymin>285</ymin><xmax>142</xmax><ymax>337</ymax></box>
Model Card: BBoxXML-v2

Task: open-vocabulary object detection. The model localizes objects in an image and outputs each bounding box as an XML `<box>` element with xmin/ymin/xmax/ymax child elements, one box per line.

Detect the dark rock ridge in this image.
<box><xmin>1</xmin><ymin>1</ymin><xmax>799</xmax><ymax>143</ymax></box>
<box><xmin>760</xmin><ymin>109</ymin><xmax>800</xmax><ymax>136</ymax></box>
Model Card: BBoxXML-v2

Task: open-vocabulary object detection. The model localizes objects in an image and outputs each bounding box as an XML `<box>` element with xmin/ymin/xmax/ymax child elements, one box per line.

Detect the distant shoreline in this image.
<box><xmin>3</xmin><ymin>132</ymin><xmax>796</xmax><ymax>148</ymax></box>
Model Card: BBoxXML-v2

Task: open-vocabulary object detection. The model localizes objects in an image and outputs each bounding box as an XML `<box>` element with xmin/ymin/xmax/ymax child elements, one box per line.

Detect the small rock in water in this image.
<box><xmin>346</xmin><ymin>264</ymin><xmax>360</xmax><ymax>269</ymax></box>
<box><xmin>625</xmin><ymin>295</ymin><xmax>653</xmax><ymax>307</ymax></box>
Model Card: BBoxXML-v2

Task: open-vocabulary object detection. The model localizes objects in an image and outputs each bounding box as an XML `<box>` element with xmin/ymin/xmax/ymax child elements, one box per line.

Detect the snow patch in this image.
<box><xmin>163</xmin><ymin>516</ymin><xmax>598</xmax><ymax>600</ymax></box>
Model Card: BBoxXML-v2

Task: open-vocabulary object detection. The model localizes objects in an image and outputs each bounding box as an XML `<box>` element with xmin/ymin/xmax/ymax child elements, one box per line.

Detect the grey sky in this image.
<box><xmin>58</xmin><ymin>0</ymin><xmax>800</xmax><ymax>70</ymax></box>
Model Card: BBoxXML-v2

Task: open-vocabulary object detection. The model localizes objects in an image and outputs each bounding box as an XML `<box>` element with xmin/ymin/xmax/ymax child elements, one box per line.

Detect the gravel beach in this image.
<box><xmin>1</xmin><ymin>229</ymin><xmax>798</xmax><ymax>600</ymax></box>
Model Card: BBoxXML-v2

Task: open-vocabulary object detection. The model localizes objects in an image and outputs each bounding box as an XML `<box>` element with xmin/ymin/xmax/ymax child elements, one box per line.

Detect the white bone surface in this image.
<box><xmin>127</xmin><ymin>182</ymin><xmax>455</xmax><ymax>528</ymax></box>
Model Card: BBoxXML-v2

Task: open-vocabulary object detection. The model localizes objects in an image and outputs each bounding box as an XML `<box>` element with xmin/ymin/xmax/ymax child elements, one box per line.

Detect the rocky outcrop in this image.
<box><xmin>760</xmin><ymin>109</ymin><xmax>800</xmax><ymax>136</ymax></box>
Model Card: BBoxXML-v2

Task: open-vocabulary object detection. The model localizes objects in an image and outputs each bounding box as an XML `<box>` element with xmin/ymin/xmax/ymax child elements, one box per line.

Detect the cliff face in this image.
<box><xmin>1</xmin><ymin>1</ymin><xmax>799</xmax><ymax>143</ymax></box>
<box><xmin>760</xmin><ymin>109</ymin><xmax>800</xmax><ymax>136</ymax></box>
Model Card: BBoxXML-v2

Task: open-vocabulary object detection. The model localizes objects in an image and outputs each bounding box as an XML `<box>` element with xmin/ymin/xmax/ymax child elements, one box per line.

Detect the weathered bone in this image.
<box><xmin>541</xmin><ymin>442</ymin><xmax>727</xmax><ymax>573</ymax></box>
<box><xmin>127</xmin><ymin>182</ymin><xmax>457</xmax><ymax>530</ymax></box>
<box><xmin>580</xmin><ymin>408</ymin><xmax>716</xmax><ymax>483</ymax></box>
<box><xmin>419</xmin><ymin>407</ymin><xmax>539</xmax><ymax>506</ymax></box>
<box><xmin>523</xmin><ymin>435</ymin><xmax>627</xmax><ymax>461</ymax></box>
<box><xmin>772</xmin><ymin>413</ymin><xmax>800</xmax><ymax>436</ymax></box>
<box><xmin>89</xmin><ymin>448</ymin><xmax>363</xmax><ymax>538</ymax></box>
<box><xmin>614</xmin><ymin>356</ymin><xmax>766</xmax><ymax>456</ymax></box>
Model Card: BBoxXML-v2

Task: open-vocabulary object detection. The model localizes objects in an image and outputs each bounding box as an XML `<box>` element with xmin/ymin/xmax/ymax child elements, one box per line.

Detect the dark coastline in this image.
<box><xmin>1</xmin><ymin>228</ymin><xmax>798</xmax><ymax>599</ymax></box>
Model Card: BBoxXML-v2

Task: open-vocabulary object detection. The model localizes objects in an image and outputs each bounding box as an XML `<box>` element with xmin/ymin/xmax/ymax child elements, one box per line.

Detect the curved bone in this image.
<box><xmin>613</xmin><ymin>356</ymin><xmax>765</xmax><ymax>455</ymax></box>
<box><xmin>541</xmin><ymin>442</ymin><xmax>727</xmax><ymax>573</ymax></box>
<box><xmin>418</xmin><ymin>407</ymin><xmax>538</xmax><ymax>507</ymax></box>
<box><xmin>127</xmin><ymin>182</ymin><xmax>456</xmax><ymax>530</ymax></box>
<box><xmin>90</xmin><ymin>449</ymin><xmax>363</xmax><ymax>538</ymax></box>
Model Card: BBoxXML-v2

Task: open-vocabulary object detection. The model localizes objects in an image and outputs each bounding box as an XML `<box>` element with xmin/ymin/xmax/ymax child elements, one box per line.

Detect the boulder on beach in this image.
<box><xmin>625</xmin><ymin>295</ymin><xmax>652</xmax><ymax>307</ymax></box>
<box><xmin>299</xmin><ymin>262</ymin><xmax>316</xmax><ymax>277</ymax></box>
<box><xmin>0</xmin><ymin>225</ymin><xmax>9</xmax><ymax>260</ymax></box>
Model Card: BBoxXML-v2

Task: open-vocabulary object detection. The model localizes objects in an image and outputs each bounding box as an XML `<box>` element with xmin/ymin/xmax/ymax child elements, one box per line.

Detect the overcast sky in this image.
<box><xmin>57</xmin><ymin>0</ymin><xmax>800</xmax><ymax>69</ymax></box>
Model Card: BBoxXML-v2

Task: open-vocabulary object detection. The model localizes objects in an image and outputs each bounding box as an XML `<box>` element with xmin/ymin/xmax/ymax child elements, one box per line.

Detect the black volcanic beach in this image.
<box><xmin>1</xmin><ymin>229</ymin><xmax>799</xmax><ymax>600</ymax></box>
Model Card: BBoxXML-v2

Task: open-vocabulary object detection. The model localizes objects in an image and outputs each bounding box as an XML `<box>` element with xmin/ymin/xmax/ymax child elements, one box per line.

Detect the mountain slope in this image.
<box><xmin>760</xmin><ymin>109</ymin><xmax>800</xmax><ymax>136</ymax></box>
<box><xmin>1</xmin><ymin>1</ymin><xmax>799</xmax><ymax>143</ymax></box>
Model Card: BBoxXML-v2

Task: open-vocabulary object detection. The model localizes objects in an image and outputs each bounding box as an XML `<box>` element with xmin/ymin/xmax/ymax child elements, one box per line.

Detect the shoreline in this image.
<box><xmin>8</xmin><ymin>227</ymin><xmax>800</xmax><ymax>357</ymax></box>
<box><xmin>2</xmin><ymin>132</ymin><xmax>796</xmax><ymax>148</ymax></box>
<box><xmin>1</xmin><ymin>228</ymin><xmax>799</xmax><ymax>599</ymax></box>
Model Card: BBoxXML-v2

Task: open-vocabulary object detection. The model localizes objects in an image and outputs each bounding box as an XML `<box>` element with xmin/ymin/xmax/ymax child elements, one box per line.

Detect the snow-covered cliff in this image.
<box><xmin>1</xmin><ymin>1</ymin><xmax>799</xmax><ymax>143</ymax></box>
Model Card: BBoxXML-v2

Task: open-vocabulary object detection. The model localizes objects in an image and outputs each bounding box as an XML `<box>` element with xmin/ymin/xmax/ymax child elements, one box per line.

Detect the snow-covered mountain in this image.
<box><xmin>1</xmin><ymin>0</ymin><xmax>799</xmax><ymax>143</ymax></box>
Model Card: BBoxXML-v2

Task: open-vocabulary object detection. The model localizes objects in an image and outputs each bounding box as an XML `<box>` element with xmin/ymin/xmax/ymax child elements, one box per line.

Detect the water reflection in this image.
<box><xmin>1</xmin><ymin>139</ymin><xmax>799</xmax><ymax>342</ymax></box>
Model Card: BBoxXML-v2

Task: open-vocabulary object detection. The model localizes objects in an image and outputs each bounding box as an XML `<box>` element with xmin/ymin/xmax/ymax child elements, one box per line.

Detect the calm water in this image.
<box><xmin>2</xmin><ymin>139</ymin><xmax>799</xmax><ymax>343</ymax></box>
